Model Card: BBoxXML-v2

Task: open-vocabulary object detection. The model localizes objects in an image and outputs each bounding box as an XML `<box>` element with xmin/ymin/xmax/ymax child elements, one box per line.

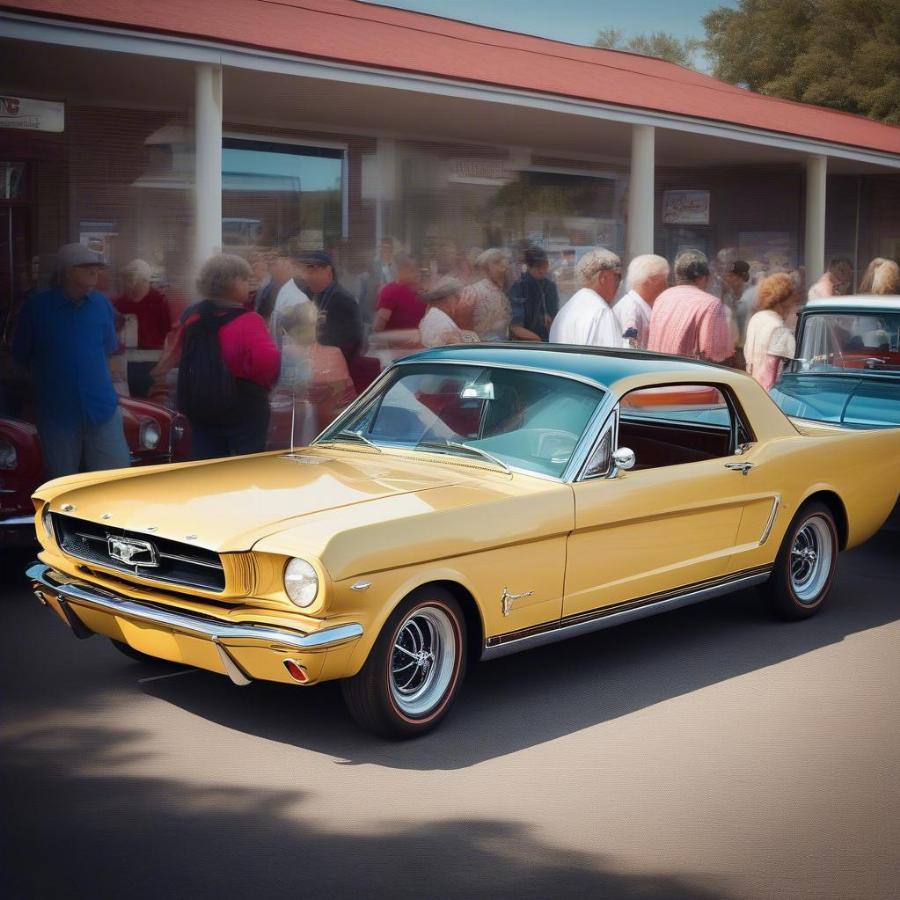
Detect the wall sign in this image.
<box><xmin>0</xmin><ymin>96</ymin><xmax>65</xmax><ymax>133</ymax></box>
<box><xmin>662</xmin><ymin>190</ymin><xmax>710</xmax><ymax>225</ymax></box>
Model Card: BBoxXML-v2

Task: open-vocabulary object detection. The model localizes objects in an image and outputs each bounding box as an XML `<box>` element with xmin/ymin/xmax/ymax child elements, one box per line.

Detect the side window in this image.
<box><xmin>617</xmin><ymin>384</ymin><xmax>735</xmax><ymax>470</ymax></box>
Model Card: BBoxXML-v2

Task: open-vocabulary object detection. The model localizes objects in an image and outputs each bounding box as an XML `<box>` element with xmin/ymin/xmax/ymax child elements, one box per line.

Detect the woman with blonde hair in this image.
<box><xmin>858</xmin><ymin>257</ymin><xmax>900</xmax><ymax>295</ymax></box>
<box><xmin>744</xmin><ymin>272</ymin><xmax>798</xmax><ymax>391</ymax></box>
<box><xmin>275</xmin><ymin>299</ymin><xmax>356</xmax><ymax>435</ymax></box>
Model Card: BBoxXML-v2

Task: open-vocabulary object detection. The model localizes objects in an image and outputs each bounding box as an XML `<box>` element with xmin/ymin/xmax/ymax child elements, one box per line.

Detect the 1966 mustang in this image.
<box><xmin>27</xmin><ymin>346</ymin><xmax>900</xmax><ymax>737</ymax></box>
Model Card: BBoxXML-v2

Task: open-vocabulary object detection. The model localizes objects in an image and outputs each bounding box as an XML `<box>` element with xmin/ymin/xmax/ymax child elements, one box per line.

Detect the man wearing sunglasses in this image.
<box><xmin>549</xmin><ymin>247</ymin><xmax>623</xmax><ymax>348</ymax></box>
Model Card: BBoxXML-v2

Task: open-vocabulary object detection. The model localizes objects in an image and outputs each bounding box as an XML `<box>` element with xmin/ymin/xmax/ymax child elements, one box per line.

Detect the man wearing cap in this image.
<box><xmin>12</xmin><ymin>242</ymin><xmax>130</xmax><ymax>479</ymax></box>
<box><xmin>299</xmin><ymin>250</ymin><xmax>362</xmax><ymax>364</ymax></box>
<box><xmin>419</xmin><ymin>279</ymin><xmax>480</xmax><ymax>347</ymax></box>
<box><xmin>507</xmin><ymin>246</ymin><xmax>559</xmax><ymax>342</ymax></box>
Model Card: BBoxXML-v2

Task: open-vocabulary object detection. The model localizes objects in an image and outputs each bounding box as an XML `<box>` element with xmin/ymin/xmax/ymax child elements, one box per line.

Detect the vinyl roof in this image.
<box><xmin>4</xmin><ymin>0</ymin><xmax>900</xmax><ymax>155</ymax></box>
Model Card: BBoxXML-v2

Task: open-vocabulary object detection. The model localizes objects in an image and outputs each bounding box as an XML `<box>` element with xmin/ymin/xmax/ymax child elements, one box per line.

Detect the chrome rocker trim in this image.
<box><xmin>481</xmin><ymin>567</ymin><xmax>772</xmax><ymax>661</ymax></box>
<box><xmin>27</xmin><ymin>563</ymin><xmax>364</xmax><ymax>685</ymax></box>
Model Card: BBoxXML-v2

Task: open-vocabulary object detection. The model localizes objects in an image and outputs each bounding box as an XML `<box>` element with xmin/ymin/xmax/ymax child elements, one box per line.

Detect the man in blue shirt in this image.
<box><xmin>13</xmin><ymin>243</ymin><xmax>130</xmax><ymax>479</ymax></box>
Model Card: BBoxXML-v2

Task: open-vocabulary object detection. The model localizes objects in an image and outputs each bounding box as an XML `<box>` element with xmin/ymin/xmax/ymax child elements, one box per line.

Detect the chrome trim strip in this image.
<box><xmin>481</xmin><ymin>569</ymin><xmax>772</xmax><ymax>661</ymax></box>
<box><xmin>759</xmin><ymin>496</ymin><xmax>781</xmax><ymax>545</ymax></box>
<box><xmin>27</xmin><ymin>564</ymin><xmax>363</xmax><ymax>653</ymax></box>
<box><xmin>157</xmin><ymin>551</ymin><xmax>223</xmax><ymax>570</ymax></box>
<box><xmin>0</xmin><ymin>514</ymin><xmax>35</xmax><ymax>526</ymax></box>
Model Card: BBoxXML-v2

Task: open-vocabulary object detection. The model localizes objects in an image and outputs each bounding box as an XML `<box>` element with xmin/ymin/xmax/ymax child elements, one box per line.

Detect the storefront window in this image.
<box><xmin>221</xmin><ymin>138</ymin><xmax>344</xmax><ymax>255</ymax></box>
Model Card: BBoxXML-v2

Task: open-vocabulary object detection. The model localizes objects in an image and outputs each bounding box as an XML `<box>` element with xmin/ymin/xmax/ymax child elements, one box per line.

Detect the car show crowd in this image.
<box><xmin>4</xmin><ymin>235</ymin><xmax>900</xmax><ymax>483</ymax></box>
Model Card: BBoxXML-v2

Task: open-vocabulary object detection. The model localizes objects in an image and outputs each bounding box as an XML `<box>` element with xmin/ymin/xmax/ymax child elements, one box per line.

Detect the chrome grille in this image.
<box><xmin>52</xmin><ymin>514</ymin><xmax>225</xmax><ymax>592</ymax></box>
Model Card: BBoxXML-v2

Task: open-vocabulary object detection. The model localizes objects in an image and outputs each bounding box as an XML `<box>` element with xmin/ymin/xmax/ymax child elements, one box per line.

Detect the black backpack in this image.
<box><xmin>176</xmin><ymin>300</ymin><xmax>248</xmax><ymax>426</ymax></box>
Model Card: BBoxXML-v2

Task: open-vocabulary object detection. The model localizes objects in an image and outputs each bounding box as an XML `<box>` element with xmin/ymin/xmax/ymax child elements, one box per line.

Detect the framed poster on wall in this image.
<box><xmin>737</xmin><ymin>232</ymin><xmax>796</xmax><ymax>270</ymax></box>
<box><xmin>662</xmin><ymin>190</ymin><xmax>710</xmax><ymax>225</ymax></box>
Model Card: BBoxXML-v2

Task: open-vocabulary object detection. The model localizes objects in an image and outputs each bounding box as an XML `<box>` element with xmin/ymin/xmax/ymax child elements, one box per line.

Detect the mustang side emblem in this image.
<box><xmin>501</xmin><ymin>586</ymin><xmax>535</xmax><ymax>617</ymax></box>
<box><xmin>107</xmin><ymin>536</ymin><xmax>159</xmax><ymax>568</ymax></box>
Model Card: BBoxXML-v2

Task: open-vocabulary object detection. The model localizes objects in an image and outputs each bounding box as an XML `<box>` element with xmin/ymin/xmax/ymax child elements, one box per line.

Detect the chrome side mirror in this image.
<box><xmin>612</xmin><ymin>447</ymin><xmax>635</xmax><ymax>471</ymax></box>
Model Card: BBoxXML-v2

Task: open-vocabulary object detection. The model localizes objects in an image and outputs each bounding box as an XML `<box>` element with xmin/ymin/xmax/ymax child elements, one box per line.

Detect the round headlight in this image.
<box><xmin>41</xmin><ymin>504</ymin><xmax>55</xmax><ymax>544</ymax></box>
<box><xmin>139</xmin><ymin>418</ymin><xmax>162</xmax><ymax>450</ymax></box>
<box><xmin>0</xmin><ymin>438</ymin><xmax>17</xmax><ymax>470</ymax></box>
<box><xmin>284</xmin><ymin>558</ymin><xmax>319</xmax><ymax>608</ymax></box>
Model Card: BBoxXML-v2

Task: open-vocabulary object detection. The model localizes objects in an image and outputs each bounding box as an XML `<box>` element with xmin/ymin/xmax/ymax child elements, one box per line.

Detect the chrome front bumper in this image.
<box><xmin>27</xmin><ymin>563</ymin><xmax>363</xmax><ymax>685</ymax></box>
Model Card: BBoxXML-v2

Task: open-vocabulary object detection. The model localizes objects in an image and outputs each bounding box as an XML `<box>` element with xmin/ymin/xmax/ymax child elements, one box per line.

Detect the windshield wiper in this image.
<box><xmin>319</xmin><ymin>430</ymin><xmax>382</xmax><ymax>452</ymax></box>
<box><xmin>416</xmin><ymin>440</ymin><xmax>511</xmax><ymax>473</ymax></box>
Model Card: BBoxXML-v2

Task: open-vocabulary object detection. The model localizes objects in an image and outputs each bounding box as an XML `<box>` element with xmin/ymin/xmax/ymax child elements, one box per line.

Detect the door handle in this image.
<box><xmin>724</xmin><ymin>462</ymin><xmax>754</xmax><ymax>476</ymax></box>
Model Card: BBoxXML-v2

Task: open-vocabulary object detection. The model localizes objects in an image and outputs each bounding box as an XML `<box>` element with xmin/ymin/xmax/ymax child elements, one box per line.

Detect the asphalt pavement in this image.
<box><xmin>1</xmin><ymin>523</ymin><xmax>898</xmax><ymax>900</ymax></box>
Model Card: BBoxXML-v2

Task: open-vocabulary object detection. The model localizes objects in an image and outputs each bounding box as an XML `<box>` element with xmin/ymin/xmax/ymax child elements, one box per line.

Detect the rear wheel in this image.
<box><xmin>341</xmin><ymin>587</ymin><xmax>466</xmax><ymax>739</ymax></box>
<box><xmin>765</xmin><ymin>501</ymin><xmax>838</xmax><ymax>620</ymax></box>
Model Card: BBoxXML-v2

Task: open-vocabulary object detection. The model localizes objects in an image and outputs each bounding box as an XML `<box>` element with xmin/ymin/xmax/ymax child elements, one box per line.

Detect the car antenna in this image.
<box><xmin>290</xmin><ymin>382</ymin><xmax>297</xmax><ymax>455</ymax></box>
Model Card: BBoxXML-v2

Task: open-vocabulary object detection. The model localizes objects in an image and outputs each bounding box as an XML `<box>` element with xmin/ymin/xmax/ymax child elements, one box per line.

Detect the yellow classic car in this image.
<box><xmin>27</xmin><ymin>345</ymin><xmax>900</xmax><ymax>738</ymax></box>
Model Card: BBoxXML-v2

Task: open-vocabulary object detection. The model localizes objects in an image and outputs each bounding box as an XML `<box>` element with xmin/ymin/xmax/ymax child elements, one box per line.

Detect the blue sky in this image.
<box><xmin>362</xmin><ymin>0</ymin><xmax>734</xmax><ymax>50</ymax></box>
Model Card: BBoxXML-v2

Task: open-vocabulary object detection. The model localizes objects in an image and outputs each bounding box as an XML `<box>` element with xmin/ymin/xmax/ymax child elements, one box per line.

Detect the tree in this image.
<box><xmin>704</xmin><ymin>0</ymin><xmax>900</xmax><ymax>124</ymax></box>
<box><xmin>594</xmin><ymin>28</ymin><xmax>702</xmax><ymax>68</ymax></box>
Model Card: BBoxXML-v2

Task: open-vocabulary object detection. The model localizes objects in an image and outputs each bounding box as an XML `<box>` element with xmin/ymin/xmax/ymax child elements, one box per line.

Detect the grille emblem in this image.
<box><xmin>107</xmin><ymin>536</ymin><xmax>159</xmax><ymax>568</ymax></box>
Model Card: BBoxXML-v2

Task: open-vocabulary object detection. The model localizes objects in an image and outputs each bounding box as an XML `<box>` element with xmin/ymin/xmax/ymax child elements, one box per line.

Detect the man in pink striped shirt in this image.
<box><xmin>647</xmin><ymin>250</ymin><xmax>735</xmax><ymax>364</ymax></box>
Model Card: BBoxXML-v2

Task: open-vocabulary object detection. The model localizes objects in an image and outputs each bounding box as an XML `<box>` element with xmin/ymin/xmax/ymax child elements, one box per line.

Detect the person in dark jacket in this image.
<box><xmin>508</xmin><ymin>245</ymin><xmax>559</xmax><ymax>342</ymax></box>
<box><xmin>178</xmin><ymin>253</ymin><xmax>280</xmax><ymax>460</ymax></box>
<box><xmin>299</xmin><ymin>250</ymin><xmax>363</xmax><ymax>363</ymax></box>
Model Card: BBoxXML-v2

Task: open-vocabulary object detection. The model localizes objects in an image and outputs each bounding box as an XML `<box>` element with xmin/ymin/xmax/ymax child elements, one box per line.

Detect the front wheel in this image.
<box><xmin>765</xmin><ymin>501</ymin><xmax>838</xmax><ymax>620</ymax></box>
<box><xmin>341</xmin><ymin>587</ymin><xmax>467</xmax><ymax>739</ymax></box>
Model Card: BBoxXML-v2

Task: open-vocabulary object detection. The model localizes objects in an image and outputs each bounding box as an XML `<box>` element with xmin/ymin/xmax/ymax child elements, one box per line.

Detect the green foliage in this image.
<box><xmin>703</xmin><ymin>0</ymin><xmax>900</xmax><ymax>124</ymax></box>
<box><xmin>593</xmin><ymin>28</ymin><xmax>702</xmax><ymax>67</ymax></box>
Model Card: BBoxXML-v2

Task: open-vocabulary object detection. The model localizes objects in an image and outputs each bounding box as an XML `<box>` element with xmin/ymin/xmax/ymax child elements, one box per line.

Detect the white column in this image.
<box><xmin>194</xmin><ymin>63</ymin><xmax>223</xmax><ymax>272</ymax></box>
<box><xmin>805</xmin><ymin>154</ymin><xmax>827</xmax><ymax>285</ymax></box>
<box><xmin>627</xmin><ymin>124</ymin><xmax>655</xmax><ymax>260</ymax></box>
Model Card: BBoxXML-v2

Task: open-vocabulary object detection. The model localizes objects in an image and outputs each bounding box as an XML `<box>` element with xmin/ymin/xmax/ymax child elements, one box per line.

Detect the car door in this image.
<box><xmin>563</xmin><ymin>383</ymin><xmax>777</xmax><ymax>619</ymax></box>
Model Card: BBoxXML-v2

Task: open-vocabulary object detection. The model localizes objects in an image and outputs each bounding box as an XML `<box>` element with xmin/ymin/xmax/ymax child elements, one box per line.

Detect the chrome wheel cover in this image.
<box><xmin>790</xmin><ymin>515</ymin><xmax>834</xmax><ymax>604</ymax></box>
<box><xmin>390</xmin><ymin>605</ymin><xmax>457</xmax><ymax>717</ymax></box>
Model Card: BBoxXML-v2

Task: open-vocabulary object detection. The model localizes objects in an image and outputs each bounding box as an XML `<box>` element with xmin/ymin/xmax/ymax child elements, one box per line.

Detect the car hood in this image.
<box><xmin>41</xmin><ymin>448</ymin><xmax>478</xmax><ymax>552</ymax></box>
<box><xmin>771</xmin><ymin>373</ymin><xmax>900</xmax><ymax>428</ymax></box>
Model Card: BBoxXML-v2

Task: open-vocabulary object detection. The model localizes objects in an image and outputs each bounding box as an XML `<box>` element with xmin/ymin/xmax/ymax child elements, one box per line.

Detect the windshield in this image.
<box><xmin>792</xmin><ymin>311</ymin><xmax>900</xmax><ymax>373</ymax></box>
<box><xmin>317</xmin><ymin>364</ymin><xmax>605</xmax><ymax>477</ymax></box>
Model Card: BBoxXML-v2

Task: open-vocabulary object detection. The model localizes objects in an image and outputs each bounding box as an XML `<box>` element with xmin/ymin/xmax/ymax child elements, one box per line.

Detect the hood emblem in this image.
<box><xmin>501</xmin><ymin>586</ymin><xmax>535</xmax><ymax>617</ymax></box>
<box><xmin>107</xmin><ymin>536</ymin><xmax>159</xmax><ymax>568</ymax></box>
<box><xmin>61</xmin><ymin>503</ymin><xmax>75</xmax><ymax>512</ymax></box>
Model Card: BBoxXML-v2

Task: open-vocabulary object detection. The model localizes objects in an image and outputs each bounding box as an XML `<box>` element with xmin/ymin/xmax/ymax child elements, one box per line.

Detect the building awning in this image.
<box><xmin>3</xmin><ymin>0</ymin><xmax>899</xmax><ymax>157</ymax></box>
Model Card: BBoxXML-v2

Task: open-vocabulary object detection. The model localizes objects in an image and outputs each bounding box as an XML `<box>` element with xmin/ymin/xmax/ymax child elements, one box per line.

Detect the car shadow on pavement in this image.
<box><xmin>0</xmin><ymin>724</ymin><xmax>729</xmax><ymax>899</ymax></box>
<box><xmin>135</xmin><ymin>526</ymin><xmax>900</xmax><ymax>769</ymax></box>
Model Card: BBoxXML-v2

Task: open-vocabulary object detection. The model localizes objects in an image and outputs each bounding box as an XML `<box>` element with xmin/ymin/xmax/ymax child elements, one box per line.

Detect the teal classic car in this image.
<box><xmin>770</xmin><ymin>297</ymin><xmax>900</xmax><ymax>428</ymax></box>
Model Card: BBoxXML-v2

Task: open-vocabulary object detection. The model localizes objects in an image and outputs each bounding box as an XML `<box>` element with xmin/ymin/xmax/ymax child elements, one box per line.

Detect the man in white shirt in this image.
<box><xmin>614</xmin><ymin>254</ymin><xmax>669</xmax><ymax>349</ymax></box>
<box><xmin>419</xmin><ymin>278</ymin><xmax>479</xmax><ymax>347</ymax></box>
<box><xmin>549</xmin><ymin>247</ymin><xmax>622</xmax><ymax>347</ymax></box>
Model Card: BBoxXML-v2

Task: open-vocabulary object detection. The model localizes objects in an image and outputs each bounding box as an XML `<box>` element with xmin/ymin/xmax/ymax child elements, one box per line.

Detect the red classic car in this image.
<box><xmin>0</xmin><ymin>395</ymin><xmax>190</xmax><ymax>546</ymax></box>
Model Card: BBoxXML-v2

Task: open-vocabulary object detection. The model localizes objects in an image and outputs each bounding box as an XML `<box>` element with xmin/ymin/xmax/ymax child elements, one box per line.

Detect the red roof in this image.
<box><xmin>4</xmin><ymin>0</ymin><xmax>900</xmax><ymax>155</ymax></box>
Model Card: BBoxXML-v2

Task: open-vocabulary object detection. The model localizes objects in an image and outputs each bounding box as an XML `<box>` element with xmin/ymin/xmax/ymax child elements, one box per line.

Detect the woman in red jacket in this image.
<box><xmin>177</xmin><ymin>254</ymin><xmax>280</xmax><ymax>459</ymax></box>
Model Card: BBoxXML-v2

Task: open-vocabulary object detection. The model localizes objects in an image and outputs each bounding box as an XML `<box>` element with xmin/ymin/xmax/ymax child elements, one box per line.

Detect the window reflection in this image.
<box><xmin>222</xmin><ymin>139</ymin><xmax>344</xmax><ymax>254</ymax></box>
